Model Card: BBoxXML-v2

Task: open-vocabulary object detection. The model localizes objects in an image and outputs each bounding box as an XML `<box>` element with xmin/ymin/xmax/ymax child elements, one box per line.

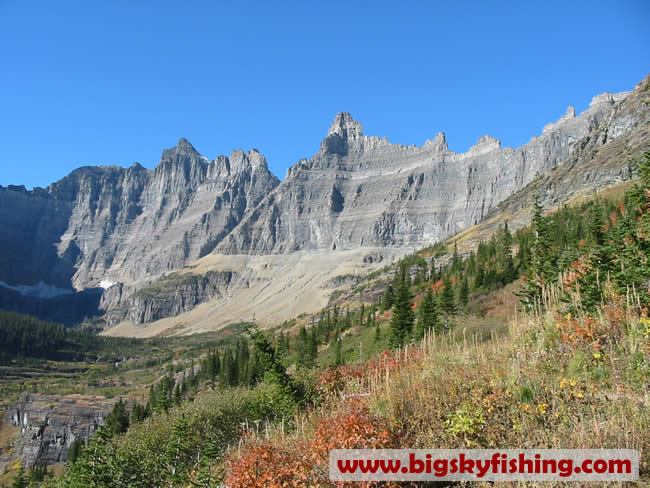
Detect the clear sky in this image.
<box><xmin>1</xmin><ymin>1</ymin><xmax>648</xmax><ymax>188</ymax></box>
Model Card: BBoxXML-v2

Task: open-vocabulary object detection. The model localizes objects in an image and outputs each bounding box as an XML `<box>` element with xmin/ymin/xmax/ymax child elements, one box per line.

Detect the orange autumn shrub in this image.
<box><xmin>308</xmin><ymin>404</ymin><xmax>400</xmax><ymax>485</ymax></box>
<box><xmin>226</xmin><ymin>405</ymin><xmax>403</xmax><ymax>488</ymax></box>
<box><xmin>224</xmin><ymin>439</ymin><xmax>314</xmax><ymax>488</ymax></box>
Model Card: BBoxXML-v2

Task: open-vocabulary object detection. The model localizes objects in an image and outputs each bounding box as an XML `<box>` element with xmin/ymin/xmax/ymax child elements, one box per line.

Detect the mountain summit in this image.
<box><xmin>0</xmin><ymin>75</ymin><xmax>647</xmax><ymax>330</ymax></box>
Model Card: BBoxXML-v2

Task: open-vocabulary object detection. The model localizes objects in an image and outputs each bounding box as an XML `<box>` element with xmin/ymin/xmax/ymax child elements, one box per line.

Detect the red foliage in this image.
<box><xmin>431</xmin><ymin>280</ymin><xmax>444</xmax><ymax>292</ymax></box>
<box><xmin>225</xmin><ymin>439</ymin><xmax>313</xmax><ymax>488</ymax></box>
<box><xmin>225</xmin><ymin>406</ymin><xmax>404</xmax><ymax>488</ymax></box>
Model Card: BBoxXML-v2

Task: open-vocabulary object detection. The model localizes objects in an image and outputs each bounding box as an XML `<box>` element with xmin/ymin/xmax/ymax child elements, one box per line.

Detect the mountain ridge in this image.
<box><xmin>0</xmin><ymin>75</ymin><xmax>647</xmax><ymax>329</ymax></box>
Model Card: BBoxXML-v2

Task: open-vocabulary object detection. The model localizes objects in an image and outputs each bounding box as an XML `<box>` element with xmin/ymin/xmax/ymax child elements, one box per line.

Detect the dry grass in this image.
<box><xmin>226</xmin><ymin>281</ymin><xmax>650</xmax><ymax>487</ymax></box>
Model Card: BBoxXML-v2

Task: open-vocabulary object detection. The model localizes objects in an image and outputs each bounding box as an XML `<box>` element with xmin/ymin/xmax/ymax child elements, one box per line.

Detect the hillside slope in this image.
<box><xmin>105</xmin><ymin>76</ymin><xmax>649</xmax><ymax>336</ymax></box>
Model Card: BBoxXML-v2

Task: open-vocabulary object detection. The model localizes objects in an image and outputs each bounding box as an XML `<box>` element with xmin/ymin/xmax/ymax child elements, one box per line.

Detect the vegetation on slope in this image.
<box><xmin>6</xmin><ymin>152</ymin><xmax>650</xmax><ymax>487</ymax></box>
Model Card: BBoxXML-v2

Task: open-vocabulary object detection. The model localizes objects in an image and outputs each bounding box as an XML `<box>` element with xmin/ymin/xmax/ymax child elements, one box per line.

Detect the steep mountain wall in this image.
<box><xmin>216</xmin><ymin>92</ymin><xmax>630</xmax><ymax>255</ymax></box>
<box><xmin>1</xmin><ymin>75</ymin><xmax>648</xmax><ymax>328</ymax></box>
<box><xmin>0</xmin><ymin>142</ymin><xmax>279</xmax><ymax>293</ymax></box>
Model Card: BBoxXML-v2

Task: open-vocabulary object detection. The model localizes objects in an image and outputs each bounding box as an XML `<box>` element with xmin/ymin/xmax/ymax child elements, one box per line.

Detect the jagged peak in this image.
<box><xmin>319</xmin><ymin>112</ymin><xmax>364</xmax><ymax>156</ymax></box>
<box><xmin>475</xmin><ymin>135</ymin><xmax>501</xmax><ymax>146</ymax></box>
<box><xmin>589</xmin><ymin>91</ymin><xmax>630</xmax><ymax>107</ymax></box>
<box><xmin>327</xmin><ymin>112</ymin><xmax>363</xmax><ymax>141</ymax></box>
<box><xmin>229</xmin><ymin>148</ymin><xmax>270</xmax><ymax>173</ymax></box>
<box><xmin>466</xmin><ymin>135</ymin><xmax>501</xmax><ymax>156</ymax></box>
<box><xmin>424</xmin><ymin>132</ymin><xmax>448</xmax><ymax>152</ymax></box>
<box><xmin>176</xmin><ymin>137</ymin><xmax>199</xmax><ymax>154</ymax></box>
<box><xmin>160</xmin><ymin>137</ymin><xmax>202</xmax><ymax>163</ymax></box>
<box><xmin>542</xmin><ymin>106</ymin><xmax>579</xmax><ymax>135</ymax></box>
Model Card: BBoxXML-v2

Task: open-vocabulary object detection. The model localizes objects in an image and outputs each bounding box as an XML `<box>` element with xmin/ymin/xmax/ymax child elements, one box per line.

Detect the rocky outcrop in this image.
<box><xmin>6</xmin><ymin>394</ymin><xmax>115</xmax><ymax>467</ymax></box>
<box><xmin>1</xmin><ymin>75</ymin><xmax>648</xmax><ymax>327</ymax></box>
<box><xmin>215</xmin><ymin>85</ymin><xmax>641</xmax><ymax>256</ymax></box>
<box><xmin>105</xmin><ymin>270</ymin><xmax>235</xmax><ymax>325</ymax></box>
<box><xmin>487</xmin><ymin>76</ymin><xmax>650</xmax><ymax>218</ymax></box>
<box><xmin>0</xmin><ymin>142</ymin><xmax>279</xmax><ymax>320</ymax></box>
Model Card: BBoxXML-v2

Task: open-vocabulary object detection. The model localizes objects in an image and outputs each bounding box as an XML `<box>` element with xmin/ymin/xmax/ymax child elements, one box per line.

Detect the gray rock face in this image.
<box><xmin>0</xmin><ymin>142</ymin><xmax>279</xmax><ymax>294</ymax></box>
<box><xmin>488</xmin><ymin>77</ymin><xmax>650</xmax><ymax>219</ymax></box>
<box><xmin>6</xmin><ymin>394</ymin><xmax>115</xmax><ymax>468</ymax></box>
<box><xmin>106</xmin><ymin>270</ymin><xmax>235</xmax><ymax>325</ymax></box>
<box><xmin>215</xmin><ymin>88</ymin><xmax>636</xmax><ymax>255</ymax></box>
<box><xmin>0</xmin><ymin>76</ymin><xmax>647</xmax><ymax>326</ymax></box>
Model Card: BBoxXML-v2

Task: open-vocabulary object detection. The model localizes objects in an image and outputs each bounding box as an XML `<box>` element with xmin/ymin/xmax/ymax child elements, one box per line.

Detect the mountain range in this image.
<box><xmin>1</xmin><ymin>74</ymin><xmax>648</xmax><ymax>333</ymax></box>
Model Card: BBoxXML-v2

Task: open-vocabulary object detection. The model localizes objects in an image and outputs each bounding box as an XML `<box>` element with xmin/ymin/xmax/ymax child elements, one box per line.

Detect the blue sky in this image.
<box><xmin>1</xmin><ymin>1</ymin><xmax>648</xmax><ymax>188</ymax></box>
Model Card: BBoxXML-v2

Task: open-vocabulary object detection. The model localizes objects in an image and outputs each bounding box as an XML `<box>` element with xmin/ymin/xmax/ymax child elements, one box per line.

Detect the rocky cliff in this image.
<box><xmin>105</xmin><ymin>270</ymin><xmax>235</xmax><ymax>325</ymax></box>
<box><xmin>4</xmin><ymin>394</ymin><xmax>115</xmax><ymax>468</ymax></box>
<box><xmin>0</xmin><ymin>142</ymin><xmax>279</xmax><ymax>322</ymax></box>
<box><xmin>1</xmin><ymin>75</ymin><xmax>648</xmax><ymax>329</ymax></box>
<box><xmin>215</xmin><ymin>92</ymin><xmax>633</xmax><ymax>255</ymax></box>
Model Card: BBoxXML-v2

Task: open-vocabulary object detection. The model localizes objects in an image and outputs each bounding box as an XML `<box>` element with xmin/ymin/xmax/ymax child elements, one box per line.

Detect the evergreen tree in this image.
<box><xmin>164</xmin><ymin>414</ymin><xmax>191</xmax><ymax>486</ymax></box>
<box><xmin>67</xmin><ymin>438</ymin><xmax>84</xmax><ymax>464</ymax></box>
<box><xmin>297</xmin><ymin>326</ymin><xmax>309</xmax><ymax>368</ymax></box>
<box><xmin>374</xmin><ymin>322</ymin><xmax>381</xmax><ymax>342</ymax></box>
<box><xmin>439</xmin><ymin>274</ymin><xmax>456</xmax><ymax>316</ymax></box>
<box><xmin>11</xmin><ymin>466</ymin><xmax>26</xmax><ymax>488</ymax></box>
<box><xmin>156</xmin><ymin>377</ymin><xmax>171</xmax><ymax>412</ymax></box>
<box><xmin>276</xmin><ymin>331</ymin><xmax>289</xmax><ymax>358</ymax></box>
<box><xmin>429</xmin><ymin>258</ymin><xmax>438</xmax><ymax>282</ymax></box>
<box><xmin>451</xmin><ymin>242</ymin><xmax>460</xmax><ymax>273</ymax></box>
<box><xmin>415</xmin><ymin>286</ymin><xmax>439</xmax><ymax>340</ymax></box>
<box><xmin>381</xmin><ymin>284</ymin><xmax>394</xmax><ymax>311</ymax></box>
<box><xmin>333</xmin><ymin>330</ymin><xmax>343</xmax><ymax>366</ymax></box>
<box><xmin>62</xmin><ymin>427</ymin><xmax>116</xmax><ymax>486</ymax></box>
<box><xmin>579</xmin><ymin>201</ymin><xmax>611</xmax><ymax>309</ymax></box>
<box><xmin>129</xmin><ymin>402</ymin><xmax>146</xmax><ymax>424</ymax></box>
<box><xmin>221</xmin><ymin>347</ymin><xmax>238</xmax><ymax>386</ymax></box>
<box><xmin>475</xmin><ymin>265</ymin><xmax>485</xmax><ymax>289</ymax></box>
<box><xmin>193</xmin><ymin>437</ymin><xmax>220</xmax><ymax>487</ymax></box>
<box><xmin>523</xmin><ymin>192</ymin><xmax>554</xmax><ymax>309</ymax></box>
<box><xmin>458</xmin><ymin>276</ymin><xmax>470</xmax><ymax>309</ymax></box>
<box><xmin>388</xmin><ymin>274</ymin><xmax>415</xmax><ymax>348</ymax></box>
<box><xmin>105</xmin><ymin>398</ymin><xmax>129</xmax><ymax>435</ymax></box>
<box><xmin>247</xmin><ymin>325</ymin><xmax>303</xmax><ymax>407</ymax></box>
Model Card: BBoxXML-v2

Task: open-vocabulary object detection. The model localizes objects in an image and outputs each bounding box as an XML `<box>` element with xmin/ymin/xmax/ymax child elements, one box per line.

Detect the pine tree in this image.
<box><xmin>129</xmin><ymin>402</ymin><xmax>146</xmax><ymax>424</ymax></box>
<box><xmin>388</xmin><ymin>274</ymin><xmax>415</xmax><ymax>348</ymax></box>
<box><xmin>63</xmin><ymin>426</ymin><xmax>116</xmax><ymax>486</ymax></box>
<box><xmin>302</xmin><ymin>328</ymin><xmax>318</xmax><ymax>368</ymax></box>
<box><xmin>415</xmin><ymin>286</ymin><xmax>439</xmax><ymax>340</ymax></box>
<box><xmin>105</xmin><ymin>398</ymin><xmax>129</xmax><ymax>435</ymax></box>
<box><xmin>193</xmin><ymin>437</ymin><xmax>220</xmax><ymax>487</ymax></box>
<box><xmin>501</xmin><ymin>221</ymin><xmax>517</xmax><ymax>283</ymax></box>
<box><xmin>11</xmin><ymin>466</ymin><xmax>26</xmax><ymax>488</ymax></box>
<box><xmin>381</xmin><ymin>284</ymin><xmax>394</xmax><ymax>311</ymax></box>
<box><xmin>429</xmin><ymin>258</ymin><xmax>438</xmax><ymax>282</ymax></box>
<box><xmin>475</xmin><ymin>265</ymin><xmax>485</xmax><ymax>288</ymax></box>
<box><xmin>451</xmin><ymin>242</ymin><xmax>460</xmax><ymax>273</ymax></box>
<box><xmin>458</xmin><ymin>276</ymin><xmax>469</xmax><ymax>309</ymax></box>
<box><xmin>374</xmin><ymin>322</ymin><xmax>381</xmax><ymax>342</ymax></box>
<box><xmin>165</xmin><ymin>414</ymin><xmax>191</xmax><ymax>486</ymax></box>
<box><xmin>579</xmin><ymin>201</ymin><xmax>611</xmax><ymax>309</ymax></box>
<box><xmin>157</xmin><ymin>377</ymin><xmax>172</xmax><ymax>412</ymax></box>
<box><xmin>67</xmin><ymin>438</ymin><xmax>84</xmax><ymax>464</ymax></box>
<box><xmin>276</xmin><ymin>331</ymin><xmax>288</xmax><ymax>358</ymax></box>
<box><xmin>522</xmin><ymin>192</ymin><xmax>554</xmax><ymax>309</ymax></box>
<box><xmin>247</xmin><ymin>325</ymin><xmax>303</xmax><ymax>407</ymax></box>
<box><xmin>297</xmin><ymin>326</ymin><xmax>309</xmax><ymax>368</ymax></box>
<box><xmin>333</xmin><ymin>330</ymin><xmax>343</xmax><ymax>366</ymax></box>
<box><xmin>439</xmin><ymin>274</ymin><xmax>456</xmax><ymax>316</ymax></box>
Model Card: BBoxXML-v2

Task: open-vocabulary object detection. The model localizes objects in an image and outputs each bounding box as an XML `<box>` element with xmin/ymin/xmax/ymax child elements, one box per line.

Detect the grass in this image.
<box><xmin>134</xmin><ymin>271</ymin><xmax>198</xmax><ymax>298</ymax></box>
<box><xmin>227</xmin><ymin>280</ymin><xmax>650</xmax><ymax>486</ymax></box>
